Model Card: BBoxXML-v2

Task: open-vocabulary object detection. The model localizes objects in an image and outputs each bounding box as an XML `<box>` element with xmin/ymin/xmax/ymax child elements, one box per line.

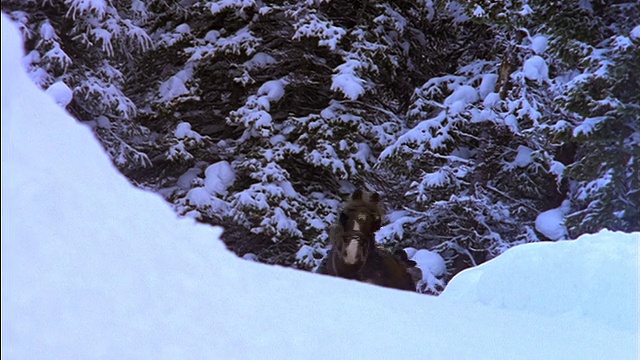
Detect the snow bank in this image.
<box><xmin>442</xmin><ymin>230</ymin><xmax>639</xmax><ymax>332</ymax></box>
<box><xmin>2</xmin><ymin>14</ymin><xmax>638</xmax><ymax>360</ymax></box>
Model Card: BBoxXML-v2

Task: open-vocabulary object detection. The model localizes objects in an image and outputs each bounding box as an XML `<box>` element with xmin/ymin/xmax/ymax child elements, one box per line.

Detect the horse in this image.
<box><xmin>316</xmin><ymin>190</ymin><xmax>420</xmax><ymax>292</ymax></box>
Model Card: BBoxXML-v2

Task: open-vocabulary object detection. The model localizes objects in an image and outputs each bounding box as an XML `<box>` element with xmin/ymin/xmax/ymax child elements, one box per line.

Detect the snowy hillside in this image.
<box><xmin>2</xmin><ymin>14</ymin><xmax>638</xmax><ymax>360</ymax></box>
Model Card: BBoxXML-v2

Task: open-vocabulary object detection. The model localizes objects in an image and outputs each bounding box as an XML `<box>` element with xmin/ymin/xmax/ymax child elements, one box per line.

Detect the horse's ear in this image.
<box><xmin>369</xmin><ymin>192</ymin><xmax>381</xmax><ymax>203</ymax></box>
<box><xmin>352</xmin><ymin>189</ymin><xmax>364</xmax><ymax>201</ymax></box>
<box><xmin>338</xmin><ymin>212</ymin><xmax>348</xmax><ymax>227</ymax></box>
<box><xmin>394</xmin><ymin>249</ymin><xmax>409</xmax><ymax>261</ymax></box>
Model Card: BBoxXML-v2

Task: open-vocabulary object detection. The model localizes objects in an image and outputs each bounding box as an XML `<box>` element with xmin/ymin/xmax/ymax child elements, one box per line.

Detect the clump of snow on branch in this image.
<box><xmin>157</xmin><ymin>23</ymin><xmax>193</xmax><ymax>47</ymax></box>
<box><xmin>166</xmin><ymin>122</ymin><xmax>205</xmax><ymax>162</ymax></box>
<box><xmin>376</xmin><ymin>210</ymin><xmax>419</xmax><ymax>243</ymax></box>
<box><xmin>45</xmin><ymin>81</ymin><xmax>73</xmax><ymax>107</ymax></box>
<box><xmin>158</xmin><ymin>68</ymin><xmax>194</xmax><ymax>103</ymax></box>
<box><xmin>229</xmin><ymin>78</ymin><xmax>287</xmax><ymax>138</ymax></box>
<box><xmin>523</xmin><ymin>55</ymin><xmax>549</xmax><ymax>82</ymax></box>
<box><xmin>535</xmin><ymin>200</ymin><xmax>570</xmax><ymax>241</ymax></box>
<box><xmin>43</xmin><ymin>42</ymin><xmax>72</xmax><ymax>71</ymax></box>
<box><xmin>243</xmin><ymin>52</ymin><xmax>276</xmax><ymax>70</ymax></box>
<box><xmin>204</xmin><ymin>161</ymin><xmax>236</xmax><ymax>196</ymax></box>
<box><xmin>529</xmin><ymin>35</ymin><xmax>548</xmax><ymax>54</ymax></box>
<box><xmin>77</xmin><ymin>74</ymin><xmax>137</xmax><ymax>119</ymax></box>
<box><xmin>472</xmin><ymin>5</ymin><xmax>485</xmax><ymax>17</ymax></box>
<box><xmin>291</xmin><ymin>11</ymin><xmax>346</xmax><ymax>51</ymax></box>
<box><xmin>66</xmin><ymin>0</ymin><xmax>152</xmax><ymax>57</ymax></box>
<box><xmin>444</xmin><ymin>85</ymin><xmax>478</xmax><ymax>115</ymax></box>
<box><xmin>380</xmin><ymin>74</ymin><xmax>482</xmax><ymax>160</ymax></box>
<box><xmin>187</xmin><ymin>26</ymin><xmax>261</xmax><ymax>60</ymax></box>
<box><xmin>175</xmin><ymin>122</ymin><xmax>202</xmax><ymax>142</ymax></box>
<box><xmin>503</xmin><ymin>145</ymin><xmax>534</xmax><ymax>170</ymax></box>
<box><xmin>209</xmin><ymin>0</ymin><xmax>256</xmax><ymax>16</ymax></box>
<box><xmin>572</xmin><ymin>116</ymin><xmax>607</xmax><ymax>137</ymax></box>
<box><xmin>331</xmin><ymin>59</ymin><xmax>366</xmax><ymax>100</ymax></box>
<box><xmin>179</xmin><ymin>162</ymin><xmax>234</xmax><ymax>216</ymax></box>
<box><xmin>575</xmin><ymin>169</ymin><xmax>613</xmax><ymax>202</ymax></box>
<box><xmin>66</xmin><ymin>0</ymin><xmax>108</xmax><ymax>20</ymax></box>
<box><xmin>177</xmin><ymin>167</ymin><xmax>203</xmax><ymax>191</ymax></box>
<box><xmin>405</xmin><ymin>248</ymin><xmax>447</xmax><ymax>294</ymax></box>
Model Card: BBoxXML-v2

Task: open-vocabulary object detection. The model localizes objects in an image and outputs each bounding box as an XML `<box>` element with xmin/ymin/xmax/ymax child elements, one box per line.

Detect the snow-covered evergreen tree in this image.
<box><xmin>556</xmin><ymin>4</ymin><xmax>640</xmax><ymax>235</ymax></box>
<box><xmin>124</xmin><ymin>0</ymin><xmax>465</xmax><ymax>268</ymax></box>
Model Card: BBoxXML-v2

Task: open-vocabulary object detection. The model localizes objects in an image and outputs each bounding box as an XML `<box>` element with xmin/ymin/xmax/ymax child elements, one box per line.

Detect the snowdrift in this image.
<box><xmin>442</xmin><ymin>230</ymin><xmax>638</xmax><ymax>332</ymax></box>
<box><xmin>2</xmin><ymin>14</ymin><xmax>638</xmax><ymax>359</ymax></box>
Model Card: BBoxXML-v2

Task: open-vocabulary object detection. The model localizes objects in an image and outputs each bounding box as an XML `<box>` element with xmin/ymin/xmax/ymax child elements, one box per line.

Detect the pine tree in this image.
<box><xmin>557</xmin><ymin>3</ymin><xmax>640</xmax><ymax>235</ymax></box>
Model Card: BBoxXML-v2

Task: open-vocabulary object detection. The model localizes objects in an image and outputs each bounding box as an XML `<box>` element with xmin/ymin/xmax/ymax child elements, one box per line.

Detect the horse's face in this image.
<box><xmin>333</xmin><ymin>191</ymin><xmax>382</xmax><ymax>266</ymax></box>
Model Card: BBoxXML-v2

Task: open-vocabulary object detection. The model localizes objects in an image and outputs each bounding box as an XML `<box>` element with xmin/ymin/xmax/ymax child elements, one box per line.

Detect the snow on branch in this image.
<box><xmin>66</xmin><ymin>0</ymin><xmax>108</xmax><ymax>20</ymax></box>
<box><xmin>379</xmin><ymin>75</ymin><xmax>485</xmax><ymax>161</ymax></box>
<box><xmin>167</xmin><ymin>141</ymin><xmax>194</xmax><ymax>161</ymax></box>
<box><xmin>66</xmin><ymin>1</ymin><xmax>152</xmax><ymax>56</ymax></box>
<box><xmin>230</xmin><ymin>169</ymin><xmax>306</xmax><ymax>239</ymax></box>
<box><xmin>186</xmin><ymin>26</ymin><xmax>261</xmax><ymax>60</ymax></box>
<box><xmin>77</xmin><ymin>75</ymin><xmax>137</xmax><ymax>119</ymax></box>
<box><xmin>39</xmin><ymin>21</ymin><xmax>59</xmax><ymax>42</ymax></box>
<box><xmin>43</xmin><ymin>42</ymin><xmax>72</xmax><ymax>71</ymax></box>
<box><xmin>165</xmin><ymin>122</ymin><xmax>208</xmax><ymax>163</ymax></box>
<box><xmin>573</xmin><ymin>116</ymin><xmax>608</xmax><ymax>137</ymax></box>
<box><xmin>120</xmin><ymin>19</ymin><xmax>152</xmax><ymax>51</ymax></box>
<box><xmin>291</xmin><ymin>11</ymin><xmax>346</xmax><ymax>51</ymax></box>
<box><xmin>175</xmin><ymin>122</ymin><xmax>204</xmax><ymax>143</ymax></box>
<box><xmin>331</xmin><ymin>59</ymin><xmax>366</xmax><ymax>100</ymax></box>
<box><xmin>305</xmin><ymin>141</ymin><xmax>349</xmax><ymax>178</ymax></box>
<box><xmin>158</xmin><ymin>68</ymin><xmax>195</xmax><ymax>103</ymax></box>
<box><xmin>209</xmin><ymin>0</ymin><xmax>256</xmax><ymax>15</ymax></box>
<box><xmin>373</xmin><ymin>3</ymin><xmax>408</xmax><ymax>34</ymax></box>
<box><xmin>228</xmin><ymin>78</ymin><xmax>288</xmax><ymax>138</ymax></box>
<box><xmin>90</xmin><ymin>26</ymin><xmax>115</xmax><ymax>56</ymax></box>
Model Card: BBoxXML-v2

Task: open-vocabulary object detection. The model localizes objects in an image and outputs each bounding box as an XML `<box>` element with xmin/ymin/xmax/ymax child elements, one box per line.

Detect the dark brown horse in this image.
<box><xmin>316</xmin><ymin>190</ymin><xmax>419</xmax><ymax>292</ymax></box>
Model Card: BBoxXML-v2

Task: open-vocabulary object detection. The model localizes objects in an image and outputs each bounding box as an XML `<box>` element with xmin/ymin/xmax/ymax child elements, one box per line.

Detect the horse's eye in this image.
<box><xmin>339</xmin><ymin>212</ymin><xmax>348</xmax><ymax>227</ymax></box>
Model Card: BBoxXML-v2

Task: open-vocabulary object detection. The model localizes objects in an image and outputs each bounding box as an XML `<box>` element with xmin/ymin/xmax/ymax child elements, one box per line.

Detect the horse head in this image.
<box><xmin>326</xmin><ymin>189</ymin><xmax>383</xmax><ymax>277</ymax></box>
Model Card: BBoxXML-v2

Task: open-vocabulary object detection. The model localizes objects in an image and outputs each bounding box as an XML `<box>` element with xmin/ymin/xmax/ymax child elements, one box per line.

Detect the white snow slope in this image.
<box><xmin>2</xmin><ymin>14</ymin><xmax>639</xmax><ymax>360</ymax></box>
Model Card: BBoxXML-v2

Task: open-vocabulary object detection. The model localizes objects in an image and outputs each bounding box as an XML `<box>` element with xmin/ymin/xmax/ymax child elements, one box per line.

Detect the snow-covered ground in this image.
<box><xmin>2</xmin><ymin>14</ymin><xmax>639</xmax><ymax>359</ymax></box>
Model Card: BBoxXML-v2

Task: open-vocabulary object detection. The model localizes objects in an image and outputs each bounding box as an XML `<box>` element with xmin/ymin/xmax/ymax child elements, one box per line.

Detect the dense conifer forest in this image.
<box><xmin>4</xmin><ymin>0</ymin><xmax>638</xmax><ymax>292</ymax></box>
